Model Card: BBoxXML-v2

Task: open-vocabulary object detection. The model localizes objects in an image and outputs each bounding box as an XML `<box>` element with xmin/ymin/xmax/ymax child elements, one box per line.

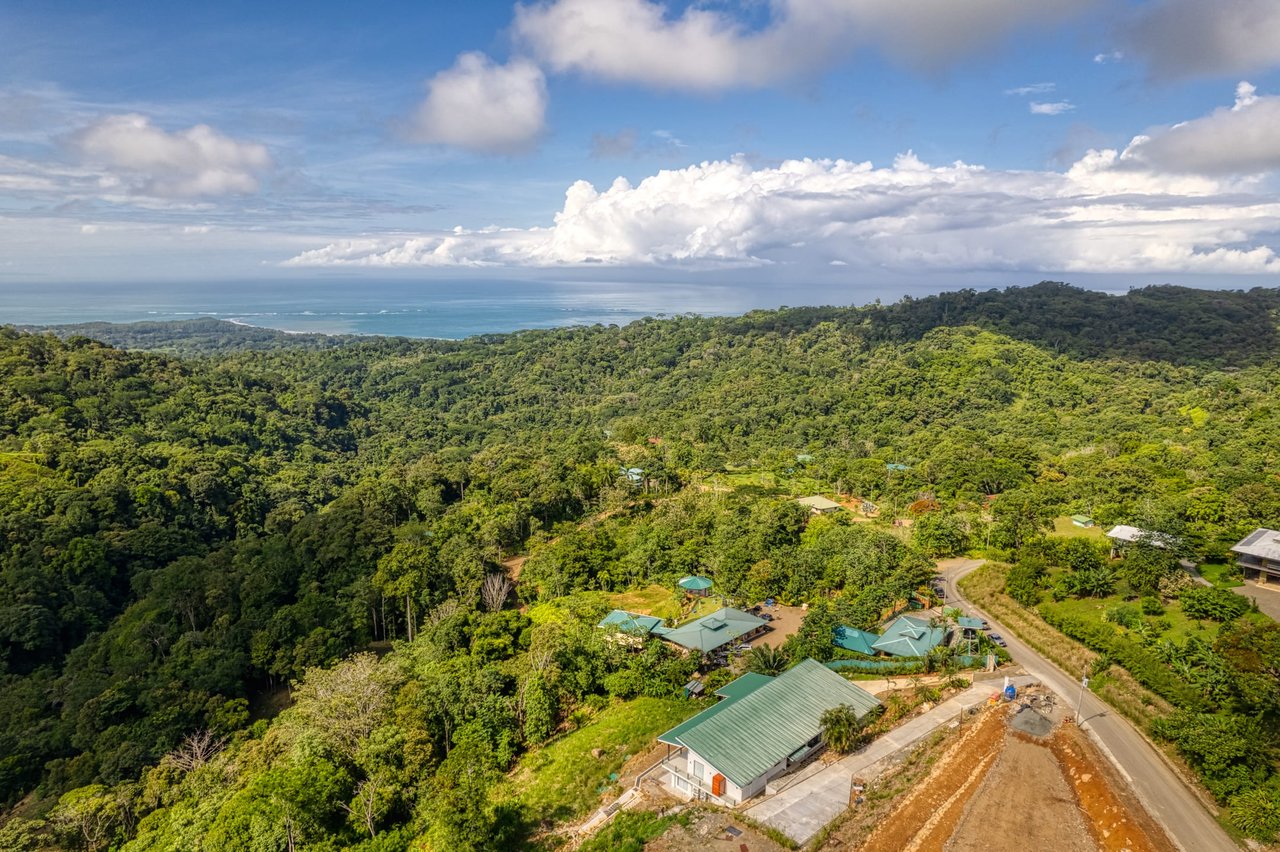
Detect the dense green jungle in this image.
<box><xmin>2</xmin><ymin>281</ymin><xmax>1280</xmax><ymax>850</ymax></box>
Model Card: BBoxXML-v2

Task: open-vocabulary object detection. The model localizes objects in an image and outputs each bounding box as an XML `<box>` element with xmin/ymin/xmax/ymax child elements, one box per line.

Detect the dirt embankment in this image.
<box><xmin>859</xmin><ymin>707</ymin><xmax>1007</xmax><ymax>852</ymax></box>
<box><xmin>856</xmin><ymin>697</ymin><xmax>1174</xmax><ymax>852</ymax></box>
<box><xmin>1052</xmin><ymin>723</ymin><xmax>1173</xmax><ymax>852</ymax></box>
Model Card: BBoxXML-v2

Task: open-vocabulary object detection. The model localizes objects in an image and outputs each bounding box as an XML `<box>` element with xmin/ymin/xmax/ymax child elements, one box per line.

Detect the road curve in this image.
<box><xmin>939</xmin><ymin>559</ymin><xmax>1237</xmax><ymax>852</ymax></box>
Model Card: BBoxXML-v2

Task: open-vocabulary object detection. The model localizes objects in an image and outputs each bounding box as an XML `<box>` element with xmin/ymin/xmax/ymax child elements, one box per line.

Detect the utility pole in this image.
<box><xmin>1076</xmin><ymin>672</ymin><xmax>1089</xmax><ymax>725</ymax></box>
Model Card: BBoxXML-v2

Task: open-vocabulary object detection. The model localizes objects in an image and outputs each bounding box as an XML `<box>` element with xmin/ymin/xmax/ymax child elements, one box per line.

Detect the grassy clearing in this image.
<box><xmin>718</xmin><ymin>467</ymin><xmax>827</xmax><ymax>497</ymax></box>
<box><xmin>1050</xmin><ymin>516</ymin><xmax>1106</xmax><ymax>539</ymax></box>
<box><xmin>501</xmin><ymin>697</ymin><xmax>702</xmax><ymax>827</ymax></box>
<box><xmin>1040</xmin><ymin>594</ymin><xmax>1218</xmax><ymax>644</ymax></box>
<box><xmin>578</xmin><ymin>810</ymin><xmax>686</xmax><ymax>852</ymax></box>
<box><xmin>606</xmin><ymin>584</ymin><xmax>682</xmax><ymax>620</ymax></box>
<box><xmin>1196</xmin><ymin>561</ymin><xmax>1244</xmax><ymax>589</ymax></box>
<box><xmin>960</xmin><ymin>563</ymin><xmax>1172</xmax><ymax>727</ymax></box>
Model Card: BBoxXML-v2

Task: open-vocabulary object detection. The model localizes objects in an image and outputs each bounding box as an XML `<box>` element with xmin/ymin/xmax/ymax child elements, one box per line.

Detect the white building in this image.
<box><xmin>656</xmin><ymin>659</ymin><xmax>881</xmax><ymax>805</ymax></box>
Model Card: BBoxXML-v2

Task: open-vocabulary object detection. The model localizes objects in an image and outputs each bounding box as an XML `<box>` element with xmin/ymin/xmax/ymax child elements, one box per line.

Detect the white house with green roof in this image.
<box><xmin>656</xmin><ymin>659</ymin><xmax>881</xmax><ymax>805</ymax></box>
<box><xmin>654</xmin><ymin>607</ymin><xmax>767</xmax><ymax>655</ymax></box>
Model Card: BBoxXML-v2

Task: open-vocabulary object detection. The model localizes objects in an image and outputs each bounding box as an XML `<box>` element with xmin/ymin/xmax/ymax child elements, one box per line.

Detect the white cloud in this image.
<box><xmin>285</xmin><ymin>149</ymin><xmax>1280</xmax><ymax>276</ymax></box>
<box><xmin>1093</xmin><ymin>50</ymin><xmax>1124</xmax><ymax>64</ymax></box>
<box><xmin>1005</xmin><ymin>83</ymin><xmax>1055</xmax><ymax>96</ymax></box>
<box><xmin>1030</xmin><ymin>101</ymin><xmax>1076</xmax><ymax>115</ymax></box>
<box><xmin>410</xmin><ymin>52</ymin><xmax>547</xmax><ymax>153</ymax></box>
<box><xmin>1126</xmin><ymin>0</ymin><xmax>1280</xmax><ymax>79</ymax></box>
<box><xmin>73</xmin><ymin>114</ymin><xmax>272</xmax><ymax>198</ymax></box>
<box><xmin>1116</xmin><ymin>81</ymin><xmax>1280</xmax><ymax>175</ymax></box>
<box><xmin>514</xmin><ymin>0</ymin><xmax>1088</xmax><ymax>90</ymax></box>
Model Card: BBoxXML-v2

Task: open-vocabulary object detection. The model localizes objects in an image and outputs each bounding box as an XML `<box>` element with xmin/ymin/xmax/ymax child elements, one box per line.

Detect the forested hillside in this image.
<box><xmin>2</xmin><ymin>282</ymin><xmax>1279</xmax><ymax>850</ymax></box>
<box><xmin>23</xmin><ymin>318</ymin><xmax>352</xmax><ymax>356</ymax></box>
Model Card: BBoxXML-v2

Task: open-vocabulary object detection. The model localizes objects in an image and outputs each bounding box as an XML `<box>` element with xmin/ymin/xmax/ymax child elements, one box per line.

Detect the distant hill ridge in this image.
<box><xmin>16</xmin><ymin>317</ymin><xmax>356</xmax><ymax>355</ymax></box>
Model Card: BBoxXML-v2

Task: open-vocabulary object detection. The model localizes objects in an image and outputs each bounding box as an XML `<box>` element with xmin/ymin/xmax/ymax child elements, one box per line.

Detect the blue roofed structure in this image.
<box><xmin>872</xmin><ymin>614</ymin><xmax>947</xmax><ymax>657</ymax></box>
<box><xmin>597</xmin><ymin>609</ymin><xmax>665</xmax><ymax>640</ymax></box>
<box><xmin>832</xmin><ymin>625</ymin><xmax>881</xmax><ymax>655</ymax></box>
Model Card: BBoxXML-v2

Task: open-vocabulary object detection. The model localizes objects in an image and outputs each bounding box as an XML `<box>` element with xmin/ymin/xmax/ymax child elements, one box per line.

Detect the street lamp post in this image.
<box><xmin>1076</xmin><ymin>672</ymin><xmax>1089</xmax><ymax>725</ymax></box>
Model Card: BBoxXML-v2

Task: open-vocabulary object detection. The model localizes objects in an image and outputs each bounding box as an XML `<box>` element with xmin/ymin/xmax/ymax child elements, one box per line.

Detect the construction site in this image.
<box><xmin>593</xmin><ymin>677</ymin><xmax>1175</xmax><ymax>852</ymax></box>
<box><xmin>842</xmin><ymin>683</ymin><xmax>1173</xmax><ymax>851</ymax></box>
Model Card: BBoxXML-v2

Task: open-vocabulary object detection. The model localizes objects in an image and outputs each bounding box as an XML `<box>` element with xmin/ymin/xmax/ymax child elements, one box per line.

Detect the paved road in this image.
<box><xmin>939</xmin><ymin>559</ymin><xmax>1237</xmax><ymax>852</ymax></box>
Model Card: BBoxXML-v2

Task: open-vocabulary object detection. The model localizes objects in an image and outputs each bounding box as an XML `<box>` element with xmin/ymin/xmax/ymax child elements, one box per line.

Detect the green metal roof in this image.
<box><xmin>597</xmin><ymin>609</ymin><xmax>664</xmax><ymax>636</ymax></box>
<box><xmin>657</xmin><ymin>607</ymin><xmax>766</xmax><ymax>652</ymax></box>
<box><xmin>833</xmin><ymin>625</ymin><xmax>880</xmax><ymax>655</ymax></box>
<box><xmin>956</xmin><ymin>616</ymin><xmax>985</xmax><ymax>630</ymax></box>
<box><xmin>678</xmin><ymin>575</ymin><xmax>714</xmax><ymax>591</ymax></box>
<box><xmin>872</xmin><ymin>614</ymin><xmax>946</xmax><ymax>657</ymax></box>
<box><xmin>714</xmin><ymin>672</ymin><xmax>774</xmax><ymax>700</ymax></box>
<box><xmin>659</xmin><ymin>659</ymin><xmax>881</xmax><ymax>787</ymax></box>
<box><xmin>659</xmin><ymin>673</ymin><xmax>775</xmax><ymax>746</ymax></box>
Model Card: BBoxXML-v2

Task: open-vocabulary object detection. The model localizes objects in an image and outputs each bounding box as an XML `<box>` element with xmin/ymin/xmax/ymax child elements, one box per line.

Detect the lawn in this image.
<box><xmin>606</xmin><ymin>584</ymin><xmax>683</xmax><ymax>621</ymax></box>
<box><xmin>1049</xmin><ymin>516</ymin><xmax>1106</xmax><ymax>540</ymax></box>
<box><xmin>718</xmin><ymin>466</ymin><xmax>827</xmax><ymax>497</ymax></box>
<box><xmin>501</xmin><ymin>696</ymin><xmax>704</xmax><ymax>826</ymax></box>
<box><xmin>1195</xmin><ymin>561</ymin><xmax>1244</xmax><ymax>589</ymax></box>
<box><xmin>1039</xmin><ymin>594</ymin><xmax>1218</xmax><ymax>644</ymax></box>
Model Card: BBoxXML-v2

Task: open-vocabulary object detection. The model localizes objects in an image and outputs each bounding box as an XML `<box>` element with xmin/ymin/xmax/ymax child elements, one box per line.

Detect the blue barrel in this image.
<box><xmin>1003</xmin><ymin>685</ymin><xmax>1017</xmax><ymax>701</ymax></box>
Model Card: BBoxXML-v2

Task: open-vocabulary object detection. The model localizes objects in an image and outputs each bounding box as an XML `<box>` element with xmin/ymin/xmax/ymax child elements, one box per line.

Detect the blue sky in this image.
<box><xmin>2</xmin><ymin>0</ymin><xmax>1280</xmax><ymax>290</ymax></box>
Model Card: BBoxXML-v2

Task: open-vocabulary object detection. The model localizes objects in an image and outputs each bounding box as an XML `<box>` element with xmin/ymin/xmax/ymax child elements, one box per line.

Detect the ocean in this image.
<box><xmin>0</xmin><ymin>277</ymin><xmax>885</xmax><ymax>339</ymax></box>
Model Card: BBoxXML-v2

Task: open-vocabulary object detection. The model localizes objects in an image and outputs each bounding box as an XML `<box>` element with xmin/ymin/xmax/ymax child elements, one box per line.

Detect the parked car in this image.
<box><xmin>761</xmin><ymin>613</ymin><xmax>774</xmax><ymax>622</ymax></box>
<box><xmin>988</xmin><ymin>633</ymin><xmax>1007</xmax><ymax>647</ymax></box>
<box><xmin>733</xmin><ymin>642</ymin><xmax>751</xmax><ymax>652</ymax></box>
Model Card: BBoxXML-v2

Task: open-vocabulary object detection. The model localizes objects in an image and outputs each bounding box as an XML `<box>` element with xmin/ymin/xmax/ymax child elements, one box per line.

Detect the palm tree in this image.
<box><xmin>923</xmin><ymin>645</ymin><xmax>954</xmax><ymax>674</ymax></box>
<box><xmin>821</xmin><ymin>703</ymin><xmax>882</xmax><ymax>753</ymax></box>
<box><xmin>746</xmin><ymin>645</ymin><xmax>788</xmax><ymax>676</ymax></box>
<box><xmin>820</xmin><ymin>705</ymin><xmax>864</xmax><ymax>753</ymax></box>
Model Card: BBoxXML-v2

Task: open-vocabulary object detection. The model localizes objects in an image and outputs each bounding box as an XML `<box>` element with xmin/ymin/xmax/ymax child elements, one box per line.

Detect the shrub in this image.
<box><xmin>1180</xmin><ymin>587</ymin><xmax>1249</xmax><ymax>622</ymax></box>
<box><xmin>1140</xmin><ymin>596</ymin><xmax>1165</xmax><ymax>616</ymax></box>
<box><xmin>1102</xmin><ymin>604</ymin><xmax>1141</xmax><ymax>629</ymax></box>
<box><xmin>1152</xmin><ymin>711</ymin><xmax>1273</xmax><ymax>800</ymax></box>
<box><xmin>1230</xmin><ymin>784</ymin><xmax>1280</xmax><ymax>841</ymax></box>
<box><xmin>1005</xmin><ymin>560</ymin><xmax>1046</xmax><ymax>607</ymax></box>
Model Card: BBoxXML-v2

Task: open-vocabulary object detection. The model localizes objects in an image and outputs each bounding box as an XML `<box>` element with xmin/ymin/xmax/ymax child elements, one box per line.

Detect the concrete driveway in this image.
<box><xmin>1230</xmin><ymin>579</ymin><xmax>1280</xmax><ymax>622</ymax></box>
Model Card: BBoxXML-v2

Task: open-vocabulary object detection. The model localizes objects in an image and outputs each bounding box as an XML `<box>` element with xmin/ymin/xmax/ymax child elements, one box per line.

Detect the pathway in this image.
<box><xmin>744</xmin><ymin>677</ymin><xmax>1034</xmax><ymax>844</ymax></box>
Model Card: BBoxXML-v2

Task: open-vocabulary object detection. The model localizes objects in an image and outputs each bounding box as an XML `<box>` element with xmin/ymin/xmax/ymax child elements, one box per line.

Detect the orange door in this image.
<box><xmin>711</xmin><ymin>773</ymin><xmax>725</xmax><ymax>797</ymax></box>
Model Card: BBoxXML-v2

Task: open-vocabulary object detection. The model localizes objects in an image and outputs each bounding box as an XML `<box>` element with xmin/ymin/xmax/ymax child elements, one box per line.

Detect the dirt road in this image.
<box><xmin>938</xmin><ymin>559</ymin><xmax>1237</xmax><ymax>852</ymax></box>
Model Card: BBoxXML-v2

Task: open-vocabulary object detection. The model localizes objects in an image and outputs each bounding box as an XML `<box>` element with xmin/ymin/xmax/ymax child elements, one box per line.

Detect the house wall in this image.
<box><xmin>685</xmin><ymin>746</ymin><xmax>792</xmax><ymax>806</ymax></box>
<box><xmin>1237</xmin><ymin>555</ymin><xmax>1280</xmax><ymax>582</ymax></box>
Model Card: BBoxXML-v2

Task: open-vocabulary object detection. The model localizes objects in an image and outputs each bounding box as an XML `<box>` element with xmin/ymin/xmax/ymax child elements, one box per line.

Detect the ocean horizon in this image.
<box><xmin>0</xmin><ymin>277</ymin><xmax>944</xmax><ymax>339</ymax></box>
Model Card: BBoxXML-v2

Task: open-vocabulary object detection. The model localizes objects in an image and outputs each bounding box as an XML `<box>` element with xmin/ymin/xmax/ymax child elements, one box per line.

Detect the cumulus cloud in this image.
<box><xmin>1126</xmin><ymin>0</ymin><xmax>1280</xmax><ymax>79</ymax></box>
<box><xmin>1030</xmin><ymin>101</ymin><xmax>1075</xmax><ymax>115</ymax></box>
<box><xmin>1005</xmin><ymin>83</ymin><xmax>1055</xmax><ymax>96</ymax></box>
<box><xmin>514</xmin><ymin>0</ymin><xmax>1088</xmax><ymax>90</ymax></box>
<box><xmin>410</xmin><ymin>52</ymin><xmax>547</xmax><ymax>153</ymax></box>
<box><xmin>1116</xmin><ymin>81</ymin><xmax>1280</xmax><ymax>175</ymax></box>
<box><xmin>73</xmin><ymin>114</ymin><xmax>272</xmax><ymax>198</ymax></box>
<box><xmin>284</xmin><ymin>149</ymin><xmax>1280</xmax><ymax>276</ymax></box>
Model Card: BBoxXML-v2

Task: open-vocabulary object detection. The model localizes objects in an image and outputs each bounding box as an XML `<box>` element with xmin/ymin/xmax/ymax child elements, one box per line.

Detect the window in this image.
<box><xmin>690</xmin><ymin>759</ymin><xmax>704</xmax><ymax>778</ymax></box>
